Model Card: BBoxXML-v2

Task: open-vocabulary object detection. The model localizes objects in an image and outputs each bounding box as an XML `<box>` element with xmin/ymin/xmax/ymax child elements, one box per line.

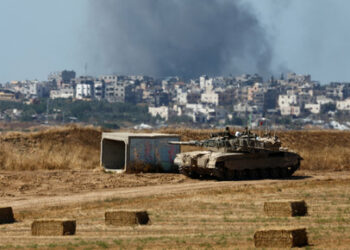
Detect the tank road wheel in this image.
<box><xmin>213</xmin><ymin>162</ymin><xmax>226</xmax><ymax>180</ymax></box>
<box><xmin>269</xmin><ymin>168</ymin><xmax>280</xmax><ymax>179</ymax></box>
<box><xmin>259</xmin><ymin>169</ymin><xmax>269</xmax><ymax>179</ymax></box>
<box><xmin>279</xmin><ymin>167</ymin><xmax>289</xmax><ymax>178</ymax></box>
<box><xmin>179</xmin><ymin>166</ymin><xmax>198</xmax><ymax>178</ymax></box>
<box><xmin>248</xmin><ymin>169</ymin><xmax>259</xmax><ymax>180</ymax></box>
<box><xmin>179</xmin><ymin>166</ymin><xmax>190</xmax><ymax>176</ymax></box>
<box><xmin>224</xmin><ymin>169</ymin><xmax>236</xmax><ymax>180</ymax></box>
<box><xmin>236</xmin><ymin>170</ymin><xmax>246</xmax><ymax>180</ymax></box>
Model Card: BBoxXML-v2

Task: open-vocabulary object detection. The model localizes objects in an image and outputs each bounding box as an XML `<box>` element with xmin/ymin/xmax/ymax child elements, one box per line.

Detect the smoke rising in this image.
<box><xmin>87</xmin><ymin>0</ymin><xmax>273</xmax><ymax>78</ymax></box>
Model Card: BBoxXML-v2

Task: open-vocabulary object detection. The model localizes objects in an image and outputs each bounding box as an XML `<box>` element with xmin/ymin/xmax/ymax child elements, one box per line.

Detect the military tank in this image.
<box><xmin>169</xmin><ymin>128</ymin><xmax>302</xmax><ymax>180</ymax></box>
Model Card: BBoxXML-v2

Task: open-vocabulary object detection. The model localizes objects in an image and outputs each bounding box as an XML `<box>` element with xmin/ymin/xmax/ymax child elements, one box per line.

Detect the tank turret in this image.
<box><xmin>169</xmin><ymin>128</ymin><xmax>282</xmax><ymax>153</ymax></box>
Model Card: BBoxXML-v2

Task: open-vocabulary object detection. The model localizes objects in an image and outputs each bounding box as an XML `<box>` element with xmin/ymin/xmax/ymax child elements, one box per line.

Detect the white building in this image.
<box><xmin>233</xmin><ymin>103</ymin><xmax>256</xmax><ymax>113</ymax></box>
<box><xmin>184</xmin><ymin>103</ymin><xmax>216</xmax><ymax>122</ymax></box>
<box><xmin>199</xmin><ymin>75</ymin><xmax>214</xmax><ymax>91</ymax></box>
<box><xmin>278</xmin><ymin>94</ymin><xmax>298</xmax><ymax>107</ymax></box>
<box><xmin>316</xmin><ymin>95</ymin><xmax>334</xmax><ymax>105</ymax></box>
<box><xmin>101</xmin><ymin>75</ymin><xmax>118</xmax><ymax>84</ymax></box>
<box><xmin>304</xmin><ymin>103</ymin><xmax>321</xmax><ymax>114</ymax></box>
<box><xmin>176</xmin><ymin>91</ymin><xmax>188</xmax><ymax>105</ymax></box>
<box><xmin>336</xmin><ymin>98</ymin><xmax>350</xmax><ymax>111</ymax></box>
<box><xmin>16</xmin><ymin>81</ymin><xmax>46</xmax><ymax>98</ymax></box>
<box><xmin>94</xmin><ymin>80</ymin><xmax>105</xmax><ymax>100</ymax></box>
<box><xmin>280</xmin><ymin>106</ymin><xmax>301</xmax><ymax>116</ymax></box>
<box><xmin>76</xmin><ymin>83</ymin><xmax>92</xmax><ymax>99</ymax></box>
<box><xmin>50</xmin><ymin>88</ymin><xmax>74</xmax><ymax>99</ymax></box>
<box><xmin>201</xmin><ymin>91</ymin><xmax>219</xmax><ymax>106</ymax></box>
<box><xmin>148</xmin><ymin>106</ymin><xmax>169</xmax><ymax>120</ymax></box>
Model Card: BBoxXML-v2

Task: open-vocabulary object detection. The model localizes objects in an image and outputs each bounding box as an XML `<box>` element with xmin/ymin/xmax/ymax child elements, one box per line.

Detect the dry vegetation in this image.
<box><xmin>0</xmin><ymin>125</ymin><xmax>102</xmax><ymax>170</ymax></box>
<box><xmin>1</xmin><ymin>125</ymin><xmax>350</xmax><ymax>171</ymax></box>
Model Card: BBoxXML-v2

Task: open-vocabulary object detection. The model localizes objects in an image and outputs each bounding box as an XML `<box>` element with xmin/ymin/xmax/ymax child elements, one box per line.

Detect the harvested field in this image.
<box><xmin>31</xmin><ymin>219</ymin><xmax>76</xmax><ymax>236</ymax></box>
<box><xmin>1</xmin><ymin>172</ymin><xmax>350</xmax><ymax>248</ymax></box>
<box><xmin>264</xmin><ymin>200</ymin><xmax>308</xmax><ymax>217</ymax></box>
<box><xmin>0</xmin><ymin>207</ymin><xmax>15</xmax><ymax>224</ymax></box>
<box><xmin>254</xmin><ymin>228</ymin><xmax>308</xmax><ymax>248</ymax></box>
<box><xmin>105</xmin><ymin>210</ymin><xmax>150</xmax><ymax>226</ymax></box>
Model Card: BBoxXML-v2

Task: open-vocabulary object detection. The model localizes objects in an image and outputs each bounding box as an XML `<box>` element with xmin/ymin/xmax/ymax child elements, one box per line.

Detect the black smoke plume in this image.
<box><xmin>87</xmin><ymin>0</ymin><xmax>273</xmax><ymax>78</ymax></box>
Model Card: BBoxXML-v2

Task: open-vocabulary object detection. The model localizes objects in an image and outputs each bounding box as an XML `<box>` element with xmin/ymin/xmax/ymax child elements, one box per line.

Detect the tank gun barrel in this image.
<box><xmin>168</xmin><ymin>140</ymin><xmax>202</xmax><ymax>146</ymax></box>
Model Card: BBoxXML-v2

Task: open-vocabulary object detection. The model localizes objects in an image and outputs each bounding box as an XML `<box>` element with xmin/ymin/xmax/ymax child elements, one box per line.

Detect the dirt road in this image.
<box><xmin>4</xmin><ymin>171</ymin><xmax>348</xmax><ymax>211</ymax></box>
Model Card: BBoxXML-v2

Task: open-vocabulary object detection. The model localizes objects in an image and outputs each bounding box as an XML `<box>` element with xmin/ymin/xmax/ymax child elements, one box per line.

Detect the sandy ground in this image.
<box><xmin>1</xmin><ymin>170</ymin><xmax>350</xmax><ymax>249</ymax></box>
<box><xmin>0</xmin><ymin>170</ymin><xmax>192</xmax><ymax>200</ymax></box>
<box><xmin>0</xmin><ymin>170</ymin><xmax>344</xmax><ymax>210</ymax></box>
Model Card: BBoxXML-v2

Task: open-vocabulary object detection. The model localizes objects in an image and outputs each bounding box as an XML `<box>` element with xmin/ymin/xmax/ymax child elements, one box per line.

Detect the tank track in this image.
<box><xmin>179</xmin><ymin>164</ymin><xmax>300</xmax><ymax>181</ymax></box>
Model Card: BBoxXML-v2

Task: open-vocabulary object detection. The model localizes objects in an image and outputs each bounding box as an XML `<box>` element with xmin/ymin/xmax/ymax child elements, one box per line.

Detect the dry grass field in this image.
<box><xmin>1</xmin><ymin>125</ymin><xmax>350</xmax><ymax>171</ymax></box>
<box><xmin>0</xmin><ymin>125</ymin><xmax>102</xmax><ymax>170</ymax></box>
<box><xmin>1</xmin><ymin>126</ymin><xmax>350</xmax><ymax>249</ymax></box>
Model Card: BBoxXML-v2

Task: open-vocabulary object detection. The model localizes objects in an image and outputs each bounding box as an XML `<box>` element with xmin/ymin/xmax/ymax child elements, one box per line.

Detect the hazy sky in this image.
<box><xmin>0</xmin><ymin>0</ymin><xmax>88</xmax><ymax>83</ymax></box>
<box><xmin>1</xmin><ymin>0</ymin><xmax>350</xmax><ymax>84</ymax></box>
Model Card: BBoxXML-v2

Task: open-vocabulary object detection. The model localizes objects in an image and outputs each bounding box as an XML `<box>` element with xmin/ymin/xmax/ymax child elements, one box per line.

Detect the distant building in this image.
<box><xmin>94</xmin><ymin>80</ymin><xmax>105</xmax><ymax>101</ymax></box>
<box><xmin>304</xmin><ymin>103</ymin><xmax>321</xmax><ymax>114</ymax></box>
<box><xmin>76</xmin><ymin>83</ymin><xmax>92</xmax><ymax>99</ymax></box>
<box><xmin>278</xmin><ymin>94</ymin><xmax>298</xmax><ymax>107</ymax></box>
<box><xmin>50</xmin><ymin>88</ymin><xmax>74</xmax><ymax>99</ymax></box>
<box><xmin>0</xmin><ymin>90</ymin><xmax>16</xmax><ymax>101</ymax></box>
<box><xmin>316</xmin><ymin>95</ymin><xmax>334</xmax><ymax>105</ymax></box>
<box><xmin>201</xmin><ymin>91</ymin><xmax>219</xmax><ymax>106</ymax></box>
<box><xmin>280</xmin><ymin>106</ymin><xmax>301</xmax><ymax>116</ymax></box>
<box><xmin>48</xmin><ymin>70</ymin><xmax>76</xmax><ymax>88</ymax></box>
<box><xmin>102</xmin><ymin>75</ymin><xmax>126</xmax><ymax>103</ymax></box>
<box><xmin>199</xmin><ymin>75</ymin><xmax>214</xmax><ymax>91</ymax></box>
<box><xmin>336</xmin><ymin>98</ymin><xmax>350</xmax><ymax>110</ymax></box>
<box><xmin>148</xmin><ymin>106</ymin><xmax>169</xmax><ymax>120</ymax></box>
<box><xmin>75</xmin><ymin>76</ymin><xmax>94</xmax><ymax>99</ymax></box>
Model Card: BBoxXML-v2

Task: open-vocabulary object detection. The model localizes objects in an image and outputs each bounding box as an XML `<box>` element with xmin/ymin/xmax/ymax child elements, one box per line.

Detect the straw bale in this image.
<box><xmin>31</xmin><ymin>219</ymin><xmax>76</xmax><ymax>236</ymax></box>
<box><xmin>105</xmin><ymin>210</ymin><xmax>149</xmax><ymax>226</ymax></box>
<box><xmin>264</xmin><ymin>200</ymin><xmax>307</xmax><ymax>217</ymax></box>
<box><xmin>254</xmin><ymin>228</ymin><xmax>308</xmax><ymax>248</ymax></box>
<box><xmin>0</xmin><ymin>207</ymin><xmax>15</xmax><ymax>224</ymax></box>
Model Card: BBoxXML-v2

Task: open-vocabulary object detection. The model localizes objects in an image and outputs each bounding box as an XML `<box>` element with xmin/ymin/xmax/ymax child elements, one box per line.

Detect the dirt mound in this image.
<box><xmin>0</xmin><ymin>125</ymin><xmax>102</xmax><ymax>170</ymax></box>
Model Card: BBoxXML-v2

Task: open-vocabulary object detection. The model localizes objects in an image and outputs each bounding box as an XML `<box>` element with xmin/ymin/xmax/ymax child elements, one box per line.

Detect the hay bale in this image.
<box><xmin>31</xmin><ymin>220</ymin><xmax>76</xmax><ymax>236</ymax></box>
<box><xmin>264</xmin><ymin>200</ymin><xmax>307</xmax><ymax>217</ymax></box>
<box><xmin>105</xmin><ymin>210</ymin><xmax>149</xmax><ymax>226</ymax></box>
<box><xmin>254</xmin><ymin>228</ymin><xmax>308</xmax><ymax>248</ymax></box>
<box><xmin>0</xmin><ymin>207</ymin><xmax>15</xmax><ymax>224</ymax></box>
